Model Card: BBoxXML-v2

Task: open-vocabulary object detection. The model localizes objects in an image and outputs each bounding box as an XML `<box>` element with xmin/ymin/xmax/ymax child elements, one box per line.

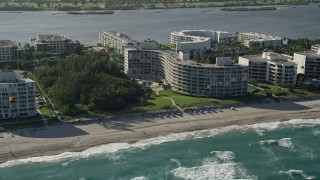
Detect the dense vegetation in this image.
<box><xmin>0</xmin><ymin>0</ymin><xmax>310</xmax><ymax>11</ymax></box>
<box><xmin>67</xmin><ymin>10</ymin><xmax>114</xmax><ymax>15</ymax></box>
<box><xmin>33</xmin><ymin>52</ymin><xmax>144</xmax><ymax>115</ymax></box>
<box><xmin>221</xmin><ymin>7</ymin><xmax>277</xmax><ymax>11</ymax></box>
<box><xmin>274</xmin><ymin>38</ymin><xmax>320</xmax><ymax>55</ymax></box>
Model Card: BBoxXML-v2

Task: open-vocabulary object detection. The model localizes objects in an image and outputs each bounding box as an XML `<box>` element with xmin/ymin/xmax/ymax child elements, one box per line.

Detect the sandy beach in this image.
<box><xmin>1</xmin><ymin>99</ymin><xmax>320</xmax><ymax>164</ymax></box>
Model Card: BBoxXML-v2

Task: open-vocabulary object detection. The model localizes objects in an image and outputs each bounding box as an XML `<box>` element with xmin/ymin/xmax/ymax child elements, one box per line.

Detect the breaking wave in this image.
<box><xmin>171</xmin><ymin>151</ymin><xmax>257</xmax><ymax>180</ymax></box>
<box><xmin>1</xmin><ymin>118</ymin><xmax>320</xmax><ymax>168</ymax></box>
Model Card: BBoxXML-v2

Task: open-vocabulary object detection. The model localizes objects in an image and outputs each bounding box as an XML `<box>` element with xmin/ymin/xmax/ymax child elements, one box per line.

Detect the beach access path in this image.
<box><xmin>1</xmin><ymin>99</ymin><xmax>320</xmax><ymax>164</ymax></box>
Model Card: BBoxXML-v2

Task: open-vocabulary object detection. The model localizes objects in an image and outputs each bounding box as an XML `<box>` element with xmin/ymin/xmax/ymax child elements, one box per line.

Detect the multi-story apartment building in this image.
<box><xmin>0</xmin><ymin>71</ymin><xmax>36</xmax><ymax>119</ymax></box>
<box><xmin>293</xmin><ymin>49</ymin><xmax>320</xmax><ymax>79</ymax></box>
<box><xmin>239</xmin><ymin>52</ymin><xmax>297</xmax><ymax>87</ymax></box>
<box><xmin>99</xmin><ymin>31</ymin><xmax>136</xmax><ymax>55</ymax></box>
<box><xmin>311</xmin><ymin>44</ymin><xmax>320</xmax><ymax>52</ymax></box>
<box><xmin>34</xmin><ymin>34</ymin><xmax>75</xmax><ymax>54</ymax></box>
<box><xmin>0</xmin><ymin>40</ymin><xmax>25</xmax><ymax>62</ymax></box>
<box><xmin>170</xmin><ymin>30</ymin><xmax>229</xmax><ymax>54</ymax></box>
<box><xmin>239</xmin><ymin>32</ymin><xmax>283</xmax><ymax>48</ymax></box>
<box><xmin>125</xmin><ymin>48</ymin><xmax>248</xmax><ymax>97</ymax></box>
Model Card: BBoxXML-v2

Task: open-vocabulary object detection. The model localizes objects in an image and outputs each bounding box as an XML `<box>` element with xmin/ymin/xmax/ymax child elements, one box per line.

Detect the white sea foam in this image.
<box><xmin>1</xmin><ymin>118</ymin><xmax>320</xmax><ymax>168</ymax></box>
<box><xmin>258</xmin><ymin>140</ymin><xmax>277</xmax><ymax>145</ymax></box>
<box><xmin>279</xmin><ymin>169</ymin><xmax>316</xmax><ymax>179</ymax></box>
<box><xmin>255</xmin><ymin>129</ymin><xmax>265</xmax><ymax>136</ymax></box>
<box><xmin>171</xmin><ymin>151</ymin><xmax>257</xmax><ymax>180</ymax></box>
<box><xmin>312</xmin><ymin>128</ymin><xmax>320</xmax><ymax>136</ymax></box>
<box><xmin>61</xmin><ymin>162</ymin><xmax>69</xmax><ymax>167</ymax></box>
<box><xmin>210</xmin><ymin>151</ymin><xmax>235</xmax><ymax>163</ymax></box>
<box><xmin>0</xmin><ymin>143</ymin><xmax>132</xmax><ymax>168</ymax></box>
<box><xmin>260</xmin><ymin>137</ymin><xmax>317</xmax><ymax>159</ymax></box>
<box><xmin>131</xmin><ymin>176</ymin><xmax>148</xmax><ymax>180</ymax></box>
<box><xmin>170</xmin><ymin>158</ymin><xmax>181</xmax><ymax>167</ymax></box>
<box><xmin>278</xmin><ymin>138</ymin><xmax>294</xmax><ymax>149</ymax></box>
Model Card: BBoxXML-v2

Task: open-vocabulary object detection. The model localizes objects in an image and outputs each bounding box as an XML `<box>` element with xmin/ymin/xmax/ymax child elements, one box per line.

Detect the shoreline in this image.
<box><xmin>0</xmin><ymin>3</ymin><xmax>310</xmax><ymax>12</ymax></box>
<box><xmin>1</xmin><ymin>99</ymin><xmax>320</xmax><ymax>165</ymax></box>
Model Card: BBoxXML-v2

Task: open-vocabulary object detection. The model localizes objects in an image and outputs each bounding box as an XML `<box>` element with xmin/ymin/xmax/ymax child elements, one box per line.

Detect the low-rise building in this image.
<box><xmin>170</xmin><ymin>30</ymin><xmax>229</xmax><ymax>54</ymax></box>
<box><xmin>125</xmin><ymin>48</ymin><xmax>248</xmax><ymax>97</ymax></box>
<box><xmin>239</xmin><ymin>32</ymin><xmax>283</xmax><ymax>48</ymax></box>
<box><xmin>0</xmin><ymin>40</ymin><xmax>25</xmax><ymax>62</ymax></box>
<box><xmin>293</xmin><ymin>49</ymin><xmax>320</xmax><ymax>79</ymax></box>
<box><xmin>239</xmin><ymin>52</ymin><xmax>297</xmax><ymax>87</ymax></box>
<box><xmin>0</xmin><ymin>71</ymin><xmax>36</xmax><ymax>119</ymax></box>
<box><xmin>34</xmin><ymin>34</ymin><xmax>75</xmax><ymax>54</ymax></box>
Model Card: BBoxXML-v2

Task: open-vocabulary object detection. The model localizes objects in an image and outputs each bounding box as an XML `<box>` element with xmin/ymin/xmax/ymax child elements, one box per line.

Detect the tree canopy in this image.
<box><xmin>34</xmin><ymin>51</ymin><xmax>144</xmax><ymax>115</ymax></box>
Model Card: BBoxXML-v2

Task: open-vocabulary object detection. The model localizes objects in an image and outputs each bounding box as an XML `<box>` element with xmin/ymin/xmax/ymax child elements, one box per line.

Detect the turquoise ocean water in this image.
<box><xmin>0</xmin><ymin>119</ymin><xmax>320</xmax><ymax>180</ymax></box>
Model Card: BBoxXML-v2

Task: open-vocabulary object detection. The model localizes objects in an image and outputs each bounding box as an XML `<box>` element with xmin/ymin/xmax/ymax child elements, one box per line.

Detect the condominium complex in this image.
<box><xmin>34</xmin><ymin>34</ymin><xmax>75</xmax><ymax>54</ymax></box>
<box><xmin>125</xmin><ymin>48</ymin><xmax>248</xmax><ymax>97</ymax></box>
<box><xmin>239</xmin><ymin>32</ymin><xmax>283</xmax><ymax>48</ymax></box>
<box><xmin>239</xmin><ymin>52</ymin><xmax>297</xmax><ymax>87</ymax></box>
<box><xmin>170</xmin><ymin>30</ymin><xmax>229</xmax><ymax>54</ymax></box>
<box><xmin>0</xmin><ymin>40</ymin><xmax>25</xmax><ymax>62</ymax></box>
<box><xmin>99</xmin><ymin>31</ymin><xmax>136</xmax><ymax>55</ymax></box>
<box><xmin>311</xmin><ymin>44</ymin><xmax>320</xmax><ymax>52</ymax></box>
<box><xmin>0</xmin><ymin>71</ymin><xmax>36</xmax><ymax>119</ymax></box>
<box><xmin>293</xmin><ymin>49</ymin><xmax>320</xmax><ymax>79</ymax></box>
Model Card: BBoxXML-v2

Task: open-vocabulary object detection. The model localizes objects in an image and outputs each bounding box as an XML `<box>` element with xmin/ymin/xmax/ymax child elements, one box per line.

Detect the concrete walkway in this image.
<box><xmin>156</xmin><ymin>89</ymin><xmax>183</xmax><ymax>112</ymax></box>
<box><xmin>37</xmin><ymin>109</ymin><xmax>48</xmax><ymax>125</ymax></box>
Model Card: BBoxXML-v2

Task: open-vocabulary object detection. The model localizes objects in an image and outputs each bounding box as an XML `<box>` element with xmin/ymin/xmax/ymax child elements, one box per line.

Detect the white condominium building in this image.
<box><xmin>0</xmin><ymin>40</ymin><xmax>25</xmax><ymax>62</ymax></box>
<box><xmin>0</xmin><ymin>72</ymin><xmax>36</xmax><ymax>119</ymax></box>
<box><xmin>170</xmin><ymin>30</ymin><xmax>229</xmax><ymax>54</ymax></box>
<box><xmin>34</xmin><ymin>34</ymin><xmax>75</xmax><ymax>54</ymax></box>
<box><xmin>293</xmin><ymin>49</ymin><xmax>320</xmax><ymax>79</ymax></box>
<box><xmin>239</xmin><ymin>52</ymin><xmax>297</xmax><ymax>87</ymax></box>
<box><xmin>239</xmin><ymin>32</ymin><xmax>283</xmax><ymax>48</ymax></box>
<box><xmin>125</xmin><ymin>48</ymin><xmax>248</xmax><ymax>97</ymax></box>
<box><xmin>311</xmin><ymin>44</ymin><xmax>320</xmax><ymax>52</ymax></box>
<box><xmin>99</xmin><ymin>31</ymin><xmax>135</xmax><ymax>55</ymax></box>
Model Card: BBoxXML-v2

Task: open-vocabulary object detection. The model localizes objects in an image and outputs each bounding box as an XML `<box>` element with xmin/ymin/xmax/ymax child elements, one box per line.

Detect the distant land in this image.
<box><xmin>0</xmin><ymin>0</ymin><xmax>311</xmax><ymax>11</ymax></box>
<box><xmin>221</xmin><ymin>7</ymin><xmax>277</xmax><ymax>11</ymax></box>
<box><xmin>66</xmin><ymin>10</ymin><xmax>114</xmax><ymax>15</ymax></box>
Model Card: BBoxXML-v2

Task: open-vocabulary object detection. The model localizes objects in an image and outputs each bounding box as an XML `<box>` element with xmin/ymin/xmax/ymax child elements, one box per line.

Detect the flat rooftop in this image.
<box><xmin>240</xmin><ymin>32</ymin><xmax>282</xmax><ymax>40</ymax></box>
<box><xmin>241</xmin><ymin>54</ymin><xmax>296</xmax><ymax>66</ymax></box>
<box><xmin>102</xmin><ymin>31</ymin><xmax>135</xmax><ymax>43</ymax></box>
<box><xmin>295</xmin><ymin>51</ymin><xmax>320</xmax><ymax>57</ymax></box>
<box><xmin>37</xmin><ymin>34</ymin><xmax>70</xmax><ymax>41</ymax></box>
<box><xmin>0</xmin><ymin>71</ymin><xmax>34</xmax><ymax>83</ymax></box>
<box><xmin>0</xmin><ymin>40</ymin><xmax>18</xmax><ymax>48</ymax></box>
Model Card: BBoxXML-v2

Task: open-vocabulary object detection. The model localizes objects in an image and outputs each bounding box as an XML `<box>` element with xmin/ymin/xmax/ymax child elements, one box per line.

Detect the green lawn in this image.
<box><xmin>115</xmin><ymin>93</ymin><xmax>174</xmax><ymax>114</ymax></box>
<box><xmin>159</xmin><ymin>90</ymin><xmax>221</xmax><ymax>107</ymax></box>
<box><xmin>158</xmin><ymin>88</ymin><xmax>272</xmax><ymax>108</ymax></box>
<box><xmin>39</xmin><ymin>106</ymin><xmax>54</xmax><ymax>118</ymax></box>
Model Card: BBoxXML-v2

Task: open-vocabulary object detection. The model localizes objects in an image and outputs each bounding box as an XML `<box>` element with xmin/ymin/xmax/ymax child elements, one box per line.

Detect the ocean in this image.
<box><xmin>0</xmin><ymin>119</ymin><xmax>319</xmax><ymax>179</ymax></box>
